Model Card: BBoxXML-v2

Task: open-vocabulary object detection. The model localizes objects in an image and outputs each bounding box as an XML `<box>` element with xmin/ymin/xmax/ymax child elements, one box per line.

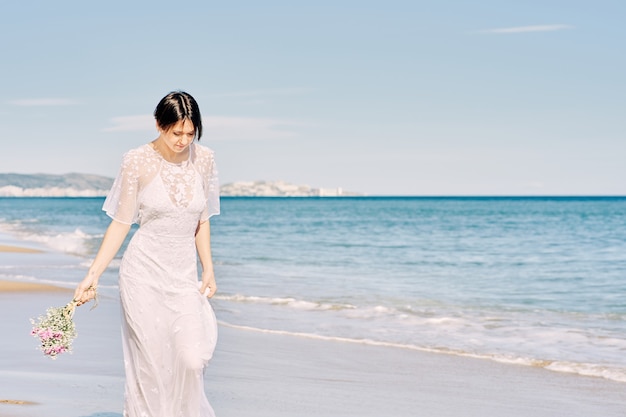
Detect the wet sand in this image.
<box><xmin>0</xmin><ymin>280</ymin><xmax>71</xmax><ymax>293</ymax></box>
<box><xmin>0</xmin><ymin>244</ymin><xmax>43</xmax><ymax>254</ymax></box>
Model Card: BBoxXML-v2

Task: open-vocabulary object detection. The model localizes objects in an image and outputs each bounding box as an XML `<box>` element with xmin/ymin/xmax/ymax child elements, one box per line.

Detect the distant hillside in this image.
<box><xmin>0</xmin><ymin>174</ymin><xmax>360</xmax><ymax>197</ymax></box>
<box><xmin>0</xmin><ymin>173</ymin><xmax>114</xmax><ymax>197</ymax></box>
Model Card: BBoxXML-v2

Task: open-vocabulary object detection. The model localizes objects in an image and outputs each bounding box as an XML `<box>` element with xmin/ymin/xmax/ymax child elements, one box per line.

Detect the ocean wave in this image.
<box><xmin>213</xmin><ymin>292</ymin><xmax>626</xmax><ymax>384</ymax></box>
<box><xmin>24</xmin><ymin>228</ymin><xmax>91</xmax><ymax>255</ymax></box>
<box><xmin>0</xmin><ymin>218</ymin><xmax>99</xmax><ymax>257</ymax></box>
<box><xmin>0</xmin><ymin>272</ymin><xmax>37</xmax><ymax>281</ymax></box>
<box><xmin>0</xmin><ymin>273</ymin><xmax>73</xmax><ymax>288</ymax></box>
<box><xmin>214</xmin><ymin>294</ymin><xmax>356</xmax><ymax>311</ymax></box>
<box><xmin>0</xmin><ymin>273</ymin><xmax>119</xmax><ymax>292</ymax></box>
<box><xmin>14</xmin><ymin>218</ymin><xmax>40</xmax><ymax>224</ymax></box>
<box><xmin>218</xmin><ymin>321</ymin><xmax>626</xmax><ymax>383</ymax></box>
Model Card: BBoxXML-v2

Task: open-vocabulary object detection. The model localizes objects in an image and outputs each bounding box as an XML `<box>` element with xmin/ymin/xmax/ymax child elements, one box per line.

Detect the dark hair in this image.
<box><xmin>154</xmin><ymin>91</ymin><xmax>203</xmax><ymax>140</ymax></box>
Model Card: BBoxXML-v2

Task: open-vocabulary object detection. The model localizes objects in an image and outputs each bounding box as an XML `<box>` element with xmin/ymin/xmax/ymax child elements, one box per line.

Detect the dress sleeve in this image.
<box><xmin>200</xmin><ymin>148</ymin><xmax>220</xmax><ymax>222</ymax></box>
<box><xmin>102</xmin><ymin>151</ymin><xmax>140</xmax><ymax>225</ymax></box>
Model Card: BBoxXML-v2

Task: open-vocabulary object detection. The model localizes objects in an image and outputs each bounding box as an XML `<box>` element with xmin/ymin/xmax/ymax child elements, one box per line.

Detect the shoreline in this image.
<box><xmin>0</xmin><ymin>244</ymin><xmax>43</xmax><ymax>254</ymax></box>
<box><xmin>0</xmin><ymin>240</ymin><xmax>71</xmax><ymax>293</ymax></box>
<box><xmin>0</xmin><ymin>279</ymin><xmax>72</xmax><ymax>293</ymax></box>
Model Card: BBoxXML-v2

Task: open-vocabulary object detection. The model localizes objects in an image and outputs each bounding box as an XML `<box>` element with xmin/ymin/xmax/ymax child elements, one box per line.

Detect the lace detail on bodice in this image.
<box><xmin>157</xmin><ymin>154</ymin><xmax>196</xmax><ymax>209</ymax></box>
<box><xmin>103</xmin><ymin>142</ymin><xmax>220</xmax><ymax>225</ymax></box>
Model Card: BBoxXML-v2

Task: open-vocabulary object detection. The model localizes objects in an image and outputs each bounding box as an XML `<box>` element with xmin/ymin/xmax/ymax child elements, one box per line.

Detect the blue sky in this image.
<box><xmin>1</xmin><ymin>0</ymin><xmax>624</xmax><ymax>195</ymax></box>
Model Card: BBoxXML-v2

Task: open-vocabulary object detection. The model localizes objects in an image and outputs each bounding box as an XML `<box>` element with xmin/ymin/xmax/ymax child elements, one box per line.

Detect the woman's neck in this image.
<box><xmin>151</xmin><ymin>138</ymin><xmax>190</xmax><ymax>164</ymax></box>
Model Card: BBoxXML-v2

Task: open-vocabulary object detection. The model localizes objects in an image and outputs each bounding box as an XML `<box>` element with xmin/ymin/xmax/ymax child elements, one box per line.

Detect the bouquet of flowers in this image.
<box><xmin>30</xmin><ymin>301</ymin><xmax>78</xmax><ymax>359</ymax></box>
<box><xmin>30</xmin><ymin>285</ymin><xmax>99</xmax><ymax>359</ymax></box>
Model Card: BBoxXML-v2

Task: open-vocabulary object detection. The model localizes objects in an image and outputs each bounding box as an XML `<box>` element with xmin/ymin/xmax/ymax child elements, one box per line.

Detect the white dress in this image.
<box><xmin>103</xmin><ymin>142</ymin><xmax>220</xmax><ymax>417</ymax></box>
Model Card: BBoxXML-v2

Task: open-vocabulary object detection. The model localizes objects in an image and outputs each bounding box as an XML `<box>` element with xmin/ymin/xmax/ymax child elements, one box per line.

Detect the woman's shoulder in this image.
<box><xmin>123</xmin><ymin>143</ymin><xmax>153</xmax><ymax>158</ymax></box>
<box><xmin>120</xmin><ymin>143</ymin><xmax>159</xmax><ymax>161</ymax></box>
<box><xmin>119</xmin><ymin>144</ymin><xmax>159</xmax><ymax>170</ymax></box>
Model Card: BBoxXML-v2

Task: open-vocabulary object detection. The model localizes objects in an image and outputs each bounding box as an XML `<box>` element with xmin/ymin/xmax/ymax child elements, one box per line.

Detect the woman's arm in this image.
<box><xmin>196</xmin><ymin>220</ymin><xmax>217</xmax><ymax>298</ymax></box>
<box><xmin>73</xmin><ymin>219</ymin><xmax>131</xmax><ymax>306</ymax></box>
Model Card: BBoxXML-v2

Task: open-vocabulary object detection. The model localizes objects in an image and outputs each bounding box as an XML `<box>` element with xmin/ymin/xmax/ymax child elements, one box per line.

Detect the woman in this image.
<box><xmin>73</xmin><ymin>91</ymin><xmax>220</xmax><ymax>417</ymax></box>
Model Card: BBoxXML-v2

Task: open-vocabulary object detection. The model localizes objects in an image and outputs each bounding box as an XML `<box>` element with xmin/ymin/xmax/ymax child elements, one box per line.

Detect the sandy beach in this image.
<box><xmin>0</xmin><ymin>245</ymin><xmax>43</xmax><ymax>254</ymax></box>
<box><xmin>0</xmin><ymin>280</ymin><xmax>624</xmax><ymax>417</ymax></box>
<box><xmin>0</xmin><ymin>279</ymin><xmax>72</xmax><ymax>293</ymax></box>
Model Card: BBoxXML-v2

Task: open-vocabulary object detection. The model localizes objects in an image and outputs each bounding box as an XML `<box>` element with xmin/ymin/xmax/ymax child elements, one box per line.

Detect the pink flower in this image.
<box><xmin>39</xmin><ymin>329</ymin><xmax>52</xmax><ymax>339</ymax></box>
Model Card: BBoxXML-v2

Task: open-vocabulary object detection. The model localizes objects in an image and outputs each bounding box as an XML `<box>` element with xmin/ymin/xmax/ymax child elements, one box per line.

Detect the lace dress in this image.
<box><xmin>103</xmin><ymin>142</ymin><xmax>220</xmax><ymax>417</ymax></box>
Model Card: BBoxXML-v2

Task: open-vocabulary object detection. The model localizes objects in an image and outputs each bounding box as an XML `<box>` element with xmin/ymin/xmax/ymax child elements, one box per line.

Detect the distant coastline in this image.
<box><xmin>0</xmin><ymin>173</ymin><xmax>361</xmax><ymax>198</ymax></box>
<box><xmin>220</xmin><ymin>180</ymin><xmax>361</xmax><ymax>197</ymax></box>
<box><xmin>0</xmin><ymin>173</ymin><xmax>113</xmax><ymax>197</ymax></box>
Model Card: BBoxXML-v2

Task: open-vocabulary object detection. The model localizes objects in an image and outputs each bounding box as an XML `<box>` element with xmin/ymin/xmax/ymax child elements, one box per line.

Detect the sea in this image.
<box><xmin>1</xmin><ymin>196</ymin><xmax>625</xmax><ymax>383</ymax></box>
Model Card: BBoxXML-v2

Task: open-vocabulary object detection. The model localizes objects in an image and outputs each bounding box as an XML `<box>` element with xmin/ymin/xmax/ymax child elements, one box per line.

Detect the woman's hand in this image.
<box><xmin>73</xmin><ymin>278</ymin><xmax>98</xmax><ymax>307</ymax></box>
<box><xmin>199</xmin><ymin>270</ymin><xmax>217</xmax><ymax>298</ymax></box>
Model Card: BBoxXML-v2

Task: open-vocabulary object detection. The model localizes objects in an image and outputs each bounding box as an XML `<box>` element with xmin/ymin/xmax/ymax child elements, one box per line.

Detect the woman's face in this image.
<box><xmin>160</xmin><ymin>119</ymin><xmax>196</xmax><ymax>154</ymax></box>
